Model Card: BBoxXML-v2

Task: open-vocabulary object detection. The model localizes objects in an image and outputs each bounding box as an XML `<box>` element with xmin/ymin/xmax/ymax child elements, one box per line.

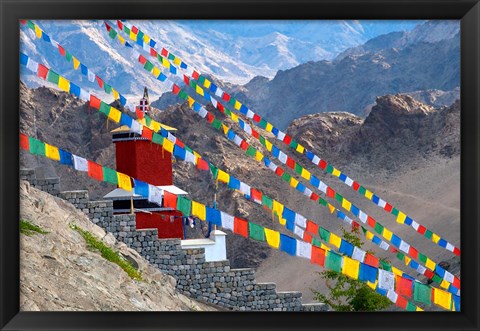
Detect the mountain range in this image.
<box><xmin>20</xmin><ymin>19</ymin><xmax>420</xmax><ymax>99</ymax></box>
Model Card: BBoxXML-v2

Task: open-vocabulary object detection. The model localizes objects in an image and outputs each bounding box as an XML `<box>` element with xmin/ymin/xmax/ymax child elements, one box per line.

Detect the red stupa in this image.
<box><xmin>104</xmin><ymin>87</ymin><xmax>187</xmax><ymax>239</ymax></box>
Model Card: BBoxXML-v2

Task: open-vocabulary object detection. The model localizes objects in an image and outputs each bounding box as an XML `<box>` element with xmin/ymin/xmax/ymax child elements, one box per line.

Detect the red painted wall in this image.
<box><xmin>136</xmin><ymin>210</ymin><xmax>184</xmax><ymax>239</ymax></box>
<box><xmin>115</xmin><ymin>139</ymin><xmax>173</xmax><ymax>186</ymax></box>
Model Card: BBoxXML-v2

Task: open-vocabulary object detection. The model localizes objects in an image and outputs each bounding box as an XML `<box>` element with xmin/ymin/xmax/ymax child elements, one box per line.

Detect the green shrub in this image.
<box><xmin>20</xmin><ymin>219</ymin><xmax>49</xmax><ymax>236</ymax></box>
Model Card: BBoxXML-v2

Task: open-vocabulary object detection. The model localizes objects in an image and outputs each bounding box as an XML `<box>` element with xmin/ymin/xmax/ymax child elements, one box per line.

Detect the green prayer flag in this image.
<box><xmin>168</xmin><ymin>53</ymin><xmax>175</xmax><ymax>61</ymax></box>
<box><xmin>318</xmin><ymin>197</ymin><xmax>328</xmax><ymax>206</ymax></box>
<box><xmin>424</xmin><ymin>229</ymin><xmax>433</xmax><ymax>239</ymax></box>
<box><xmin>248</xmin><ymin>223</ymin><xmax>265</xmax><ymax>242</ymax></box>
<box><xmin>406</xmin><ymin>302</ymin><xmax>417</xmax><ymax>311</ymax></box>
<box><xmin>358</xmin><ymin>186</ymin><xmax>367</xmax><ymax>195</ymax></box>
<box><xmin>190</xmin><ymin>81</ymin><xmax>197</xmax><ymax>89</ymax></box>
<box><xmin>281</xmin><ymin>172</ymin><xmax>291</xmax><ymax>183</ymax></box>
<box><xmin>391</xmin><ymin>207</ymin><xmax>399</xmax><ymax>216</ymax></box>
<box><xmin>325</xmin><ymin>251</ymin><xmax>342</xmax><ymax>272</ymax></box>
<box><xmin>137</xmin><ymin>31</ymin><xmax>144</xmax><ymax>41</ymax></box>
<box><xmin>374</xmin><ymin>222</ymin><xmax>384</xmax><ymax>234</ymax></box>
<box><xmin>432</xmin><ymin>274</ymin><xmax>442</xmax><ymax>284</ymax></box>
<box><xmin>103</xmin><ymin>167</ymin><xmax>118</xmax><ymax>185</ymax></box>
<box><xmin>262</xmin><ymin>195</ymin><xmax>273</xmax><ymax>210</ymax></box>
<box><xmin>319</xmin><ymin>227</ymin><xmax>330</xmax><ymax>242</ymax></box>
<box><xmin>212</xmin><ymin>119</ymin><xmax>222</xmax><ymax>130</ymax></box>
<box><xmin>99</xmin><ymin>101</ymin><xmax>111</xmax><ymax>116</ymax></box>
<box><xmin>246</xmin><ymin>146</ymin><xmax>256</xmax><ymax>157</ymax></box>
<box><xmin>379</xmin><ymin>260</ymin><xmax>392</xmax><ymax>271</ymax></box>
<box><xmin>109</xmin><ymin>29</ymin><xmax>117</xmax><ymax>39</ymax></box>
<box><xmin>229</xmin><ymin>97</ymin><xmax>235</xmax><ymax>106</ymax></box>
<box><xmin>65</xmin><ymin>52</ymin><xmax>72</xmax><ymax>62</ymax></box>
<box><xmin>177</xmin><ymin>196</ymin><xmax>191</xmax><ymax>216</ymax></box>
<box><xmin>224</xmin><ymin>108</ymin><xmax>232</xmax><ymax>116</ymax></box>
<box><xmin>413</xmin><ymin>282</ymin><xmax>431</xmax><ymax>305</ymax></box>
<box><xmin>418</xmin><ymin>253</ymin><xmax>427</xmax><ymax>264</ymax></box>
<box><xmin>289</xmin><ymin>140</ymin><xmax>298</xmax><ymax>149</ymax></box>
<box><xmin>311</xmin><ymin>237</ymin><xmax>322</xmax><ymax>247</ymax></box>
<box><xmin>178</xmin><ymin>90</ymin><xmax>188</xmax><ymax>100</ymax></box>
<box><xmin>334</xmin><ymin>193</ymin><xmax>343</xmax><ymax>203</ymax></box>
<box><xmin>361</xmin><ymin>226</ymin><xmax>367</xmax><ymax>235</ymax></box>
<box><xmin>325</xmin><ymin>164</ymin><xmax>334</xmax><ymax>174</ymax></box>
<box><xmin>294</xmin><ymin>163</ymin><xmax>303</xmax><ymax>175</ymax></box>
<box><xmin>27</xmin><ymin>20</ymin><xmax>35</xmax><ymax>30</ymax></box>
<box><xmin>144</xmin><ymin>61</ymin><xmax>154</xmax><ymax>72</ymax></box>
<box><xmin>124</xmin><ymin>26</ymin><xmax>130</xmax><ymax>35</ymax></box>
<box><xmin>152</xmin><ymin>132</ymin><xmax>164</xmax><ymax>145</ymax></box>
<box><xmin>145</xmin><ymin>116</ymin><xmax>152</xmax><ymax>126</ymax></box>
<box><xmin>29</xmin><ymin>137</ymin><xmax>45</xmax><ymax>156</ymax></box>
<box><xmin>209</xmin><ymin>164</ymin><xmax>218</xmax><ymax>178</ymax></box>
<box><xmin>47</xmin><ymin>70</ymin><xmax>59</xmax><ymax>84</ymax></box>
<box><xmin>198</xmin><ymin>75</ymin><xmax>205</xmax><ymax>84</ymax></box>
<box><xmin>259</xmin><ymin>119</ymin><xmax>268</xmax><ymax>129</ymax></box>
<box><xmin>259</xmin><ymin>135</ymin><xmax>266</xmax><ymax>147</ymax></box>
<box><xmin>104</xmin><ymin>83</ymin><xmax>112</xmax><ymax>94</ymax></box>
<box><xmin>396</xmin><ymin>252</ymin><xmax>405</xmax><ymax>260</ymax></box>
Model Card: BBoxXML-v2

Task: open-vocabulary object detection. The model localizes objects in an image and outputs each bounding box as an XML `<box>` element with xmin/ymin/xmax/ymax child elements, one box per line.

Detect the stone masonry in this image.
<box><xmin>21</xmin><ymin>168</ymin><xmax>328</xmax><ymax>311</ymax></box>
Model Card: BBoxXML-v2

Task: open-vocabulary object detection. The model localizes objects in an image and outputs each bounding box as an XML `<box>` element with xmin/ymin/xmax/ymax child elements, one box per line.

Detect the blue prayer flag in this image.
<box><xmin>228</xmin><ymin>176</ymin><xmax>240</xmax><ymax>190</ymax></box>
<box><xmin>372</xmin><ymin>195</ymin><xmax>380</xmax><ymax>204</ymax></box>
<box><xmin>80</xmin><ymin>63</ymin><xmax>88</xmax><ymax>75</ymax></box>
<box><xmin>339</xmin><ymin>240</ymin><xmax>354</xmax><ymax>257</ymax></box>
<box><xmin>70</xmin><ymin>83</ymin><xmax>81</xmax><ymax>97</ymax></box>
<box><xmin>391</xmin><ymin>234</ymin><xmax>401</xmax><ymax>247</ymax></box>
<box><xmin>173</xmin><ymin>145</ymin><xmax>186</xmax><ymax>160</ymax></box>
<box><xmin>339</xmin><ymin>173</ymin><xmax>347</xmax><ymax>182</ymax></box>
<box><xmin>120</xmin><ymin>113</ymin><xmax>133</xmax><ymax>127</ymax></box>
<box><xmin>133</xmin><ymin>179</ymin><xmax>149</xmax><ymax>197</ymax></box>
<box><xmin>280</xmin><ymin>234</ymin><xmax>296</xmax><ymax>256</ymax></box>
<box><xmin>20</xmin><ymin>53</ymin><xmax>28</xmax><ymax>65</ymax></box>
<box><xmin>42</xmin><ymin>33</ymin><xmax>51</xmax><ymax>42</ymax></box>
<box><xmin>359</xmin><ymin>263</ymin><xmax>377</xmax><ymax>283</ymax></box>
<box><xmin>59</xmin><ymin>149</ymin><xmax>73</xmax><ymax>166</ymax></box>
<box><xmin>206</xmin><ymin>207</ymin><xmax>222</xmax><ymax>225</ymax></box>
<box><xmin>310</xmin><ymin>176</ymin><xmax>320</xmax><ymax>188</ymax></box>
<box><xmin>239</xmin><ymin>104</ymin><xmax>248</xmax><ymax>115</ymax></box>
<box><xmin>306</xmin><ymin>150</ymin><xmax>314</xmax><ymax>161</ymax></box>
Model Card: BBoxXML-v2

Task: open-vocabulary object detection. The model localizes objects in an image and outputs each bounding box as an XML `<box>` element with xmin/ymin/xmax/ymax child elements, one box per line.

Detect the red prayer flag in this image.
<box><xmin>417</xmin><ymin>225</ymin><xmax>427</xmax><ymax>235</ymax></box>
<box><xmin>367</xmin><ymin>216</ymin><xmax>376</xmax><ymax>228</ymax></box>
<box><xmin>306</xmin><ymin>220</ymin><xmax>319</xmax><ymax>236</ymax></box>
<box><xmin>240</xmin><ymin>140</ymin><xmax>248</xmax><ymax>151</ymax></box>
<box><xmin>87</xmin><ymin>161</ymin><xmax>103</xmax><ymax>181</ymax></box>
<box><xmin>131</xmin><ymin>25</ymin><xmax>139</xmax><ymax>34</ymax></box>
<box><xmin>303</xmin><ymin>231</ymin><xmax>313</xmax><ymax>243</ymax></box>
<box><xmin>89</xmin><ymin>95</ymin><xmax>101</xmax><ymax>109</ymax></box>
<box><xmin>275</xmin><ymin>167</ymin><xmax>284</xmax><ymax>176</ymax></box>
<box><xmin>352</xmin><ymin>221</ymin><xmax>360</xmax><ymax>231</ymax></box>
<box><xmin>196</xmin><ymin>158</ymin><xmax>210</xmax><ymax>171</ymax></box>
<box><xmin>396</xmin><ymin>276</ymin><xmax>413</xmax><ymax>298</ymax></box>
<box><xmin>318</xmin><ymin>159</ymin><xmax>327</xmax><ymax>169</ymax></box>
<box><xmin>217</xmin><ymin>103</ymin><xmax>225</xmax><ymax>113</ymax></box>
<box><xmin>311</xmin><ymin>246</ymin><xmax>326</xmax><ymax>266</ymax></box>
<box><xmin>172</xmin><ymin>84</ymin><xmax>181</xmax><ymax>95</ymax></box>
<box><xmin>384</xmin><ymin>203</ymin><xmax>393</xmax><ymax>212</ymax></box>
<box><xmin>135</xmin><ymin>107</ymin><xmax>144</xmax><ymax>119</ymax></box>
<box><xmin>117</xmin><ymin>20</ymin><xmax>123</xmax><ymax>30</ymax></box>
<box><xmin>286</xmin><ymin>157</ymin><xmax>295</xmax><ymax>169</ymax></box>
<box><xmin>95</xmin><ymin>75</ymin><xmax>104</xmax><ymax>88</ymax></box>
<box><xmin>424</xmin><ymin>269</ymin><xmax>434</xmax><ymax>279</ymax></box>
<box><xmin>453</xmin><ymin>276</ymin><xmax>460</xmax><ymax>289</ymax></box>
<box><xmin>395</xmin><ymin>295</ymin><xmax>408</xmax><ymax>309</ymax></box>
<box><xmin>176</xmin><ymin>139</ymin><xmax>185</xmax><ymax>148</ymax></box>
<box><xmin>20</xmin><ymin>20</ymin><xmax>27</xmax><ymax>25</ymax></box>
<box><xmin>253</xmin><ymin>114</ymin><xmax>261</xmax><ymax>122</ymax></box>
<box><xmin>37</xmin><ymin>64</ymin><xmax>49</xmax><ymax>80</ymax></box>
<box><xmin>138</xmin><ymin>55</ymin><xmax>147</xmax><ymax>65</ymax></box>
<box><xmin>58</xmin><ymin>45</ymin><xmax>66</xmax><ymax>56</ymax></box>
<box><xmin>310</xmin><ymin>192</ymin><xmax>319</xmax><ymax>201</ymax></box>
<box><xmin>250</xmin><ymin>188</ymin><xmax>262</xmax><ymax>203</ymax></box>
<box><xmin>222</xmin><ymin>93</ymin><xmax>231</xmax><ymax>102</ymax></box>
<box><xmin>105</xmin><ymin>22</ymin><xmax>111</xmax><ymax>32</ymax></box>
<box><xmin>141</xmin><ymin>127</ymin><xmax>153</xmax><ymax>140</ymax></box>
<box><xmin>352</xmin><ymin>181</ymin><xmax>360</xmax><ymax>191</ymax></box>
<box><xmin>20</xmin><ymin>133</ymin><xmax>29</xmax><ymax>150</ymax></box>
<box><xmin>408</xmin><ymin>246</ymin><xmax>419</xmax><ymax>259</ymax></box>
<box><xmin>161</xmin><ymin>48</ymin><xmax>168</xmax><ymax>57</ymax></box>
<box><xmin>150</xmin><ymin>48</ymin><xmax>157</xmax><ymax>57</ymax></box>
<box><xmin>206</xmin><ymin>112</ymin><xmax>215</xmax><ymax>123</ymax></box>
<box><xmin>163</xmin><ymin>191</ymin><xmax>177</xmax><ymax>209</ymax></box>
<box><xmin>364</xmin><ymin>253</ymin><xmax>379</xmax><ymax>268</ymax></box>
<box><xmin>453</xmin><ymin>247</ymin><xmax>460</xmax><ymax>256</ymax></box>
<box><xmin>233</xmin><ymin>217</ymin><xmax>248</xmax><ymax>238</ymax></box>
<box><xmin>192</xmin><ymin>71</ymin><xmax>200</xmax><ymax>80</ymax></box>
<box><xmin>251</xmin><ymin>130</ymin><xmax>259</xmax><ymax>139</ymax></box>
<box><xmin>183</xmin><ymin>75</ymin><xmax>190</xmax><ymax>85</ymax></box>
<box><xmin>326</xmin><ymin>187</ymin><xmax>335</xmax><ymax>199</ymax></box>
<box><xmin>283</xmin><ymin>135</ymin><xmax>292</xmax><ymax>145</ymax></box>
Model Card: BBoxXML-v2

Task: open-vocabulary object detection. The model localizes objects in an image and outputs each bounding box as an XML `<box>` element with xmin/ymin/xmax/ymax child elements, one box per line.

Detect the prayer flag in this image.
<box><xmin>72</xmin><ymin>155</ymin><xmax>88</xmax><ymax>172</ymax></box>
<box><xmin>87</xmin><ymin>160</ymin><xmax>103</xmax><ymax>181</ymax></box>
<box><xmin>177</xmin><ymin>196</ymin><xmax>191</xmax><ymax>216</ymax></box>
<box><xmin>45</xmin><ymin>143</ymin><xmax>60</xmax><ymax>161</ymax></box>
<box><xmin>264</xmin><ymin>228</ymin><xmax>280</xmax><ymax>248</ymax></box>
<box><xmin>249</xmin><ymin>222</ymin><xmax>265</xmax><ymax>242</ymax></box>
<box><xmin>311</xmin><ymin>246</ymin><xmax>326</xmax><ymax>266</ymax></box>
<box><xmin>117</xmin><ymin>172</ymin><xmax>132</xmax><ymax>191</ymax></box>
<box><xmin>191</xmin><ymin>201</ymin><xmax>206</xmax><ymax>221</ymax></box>
<box><xmin>325</xmin><ymin>251</ymin><xmax>342</xmax><ymax>272</ymax></box>
<box><xmin>342</xmin><ymin>256</ymin><xmax>360</xmax><ymax>279</ymax></box>
<box><xmin>414</xmin><ymin>282</ymin><xmax>431</xmax><ymax>305</ymax></box>
<box><xmin>103</xmin><ymin>167</ymin><xmax>118</xmax><ymax>185</ymax></box>
<box><xmin>280</xmin><ymin>234</ymin><xmax>296</xmax><ymax>256</ymax></box>
<box><xmin>234</xmin><ymin>217</ymin><xmax>248</xmax><ymax>238</ymax></box>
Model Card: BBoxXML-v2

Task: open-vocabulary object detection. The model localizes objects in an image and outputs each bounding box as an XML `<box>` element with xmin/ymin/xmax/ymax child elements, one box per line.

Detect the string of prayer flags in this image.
<box><xmin>19</xmin><ymin>133</ymin><xmax>459</xmax><ymax>311</ymax></box>
<box><xmin>101</xmin><ymin>23</ymin><xmax>458</xmax><ymax>288</ymax></box>
<box><xmin>115</xmin><ymin>19</ymin><xmax>459</xmax><ymax>257</ymax></box>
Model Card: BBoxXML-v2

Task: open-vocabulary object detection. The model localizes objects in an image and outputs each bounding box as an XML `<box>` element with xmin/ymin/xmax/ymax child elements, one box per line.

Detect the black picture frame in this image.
<box><xmin>1</xmin><ymin>0</ymin><xmax>479</xmax><ymax>330</ymax></box>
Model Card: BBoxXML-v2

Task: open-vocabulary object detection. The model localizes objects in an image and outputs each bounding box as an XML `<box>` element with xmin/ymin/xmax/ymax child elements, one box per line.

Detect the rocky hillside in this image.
<box><xmin>20</xmin><ymin>181</ymin><xmax>216</xmax><ymax>311</ymax></box>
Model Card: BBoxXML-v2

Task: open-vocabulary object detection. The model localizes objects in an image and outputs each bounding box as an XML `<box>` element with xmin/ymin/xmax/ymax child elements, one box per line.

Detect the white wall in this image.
<box><xmin>180</xmin><ymin>230</ymin><xmax>227</xmax><ymax>262</ymax></box>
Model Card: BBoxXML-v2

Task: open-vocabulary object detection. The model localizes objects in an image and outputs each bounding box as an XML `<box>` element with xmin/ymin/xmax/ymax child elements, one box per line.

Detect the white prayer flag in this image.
<box><xmin>87</xmin><ymin>69</ymin><xmax>95</xmax><ymax>83</ymax></box>
<box><xmin>73</xmin><ymin>155</ymin><xmax>88</xmax><ymax>172</ymax></box>
<box><xmin>446</xmin><ymin>242</ymin><xmax>455</xmax><ymax>252</ymax></box>
<box><xmin>296</xmin><ymin>240</ymin><xmax>311</xmax><ymax>259</ymax></box>
<box><xmin>294</xmin><ymin>214</ymin><xmax>307</xmax><ymax>228</ymax></box>
<box><xmin>185</xmin><ymin>151</ymin><xmax>196</xmax><ymax>164</ymax></box>
<box><xmin>239</xmin><ymin>182</ymin><xmax>250</xmax><ymax>196</ymax></box>
<box><xmin>411</xmin><ymin>220</ymin><xmax>420</xmax><ymax>231</ymax></box>
<box><xmin>26</xmin><ymin>58</ymin><xmax>38</xmax><ymax>73</ymax></box>
<box><xmin>233</xmin><ymin>135</ymin><xmax>243</xmax><ymax>146</ymax></box>
<box><xmin>278</xmin><ymin>151</ymin><xmax>288</xmax><ymax>164</ymax></box>
<box><xmin>215</xmin><ymin>87</ymin><xmax>223</xmax><ymax>98</ymax></box>
<box><xmin>303</xmin><ymin>188</ymin><xmax>313</xmax><ymax>198</ymax></box>
<box><xmin>294</xmin><ymin>225</ymin><xmax>305</xmax><ymax>239</ymax></box>
<box><xmin>319</xmin><ymin>182</ymin><xmax>328</xmax><ymax>193</ymax></box>
<box><xmin>220</xmin><ymin>212</ymin><xmax>234</xmax><ymax>231</ymax></box>
<box><xmin>130</xmin><ymin>120</ymin><xmax>143</xmax><ymax>135</ymax></box>
<box><xmin>352</xmin><ymin>247</ymin><xmax>366</xmax><ymax>262</ymax></box>
<box><xmin>312</xmin><ymin>155</ymin><xmax>321</xmax><ymax>165</ymax></box>
<box><xmin>246</xmin><ymin>110</ymin><xmax>254</xmax><ymax>119</ymax></box>
<box><xmin>211</xmin><ymin>98</ymin><xmax>218</xmax><ymax>108</ymax></box>
<box><xmin>198</xmin><ymin>107</ymin><xmax>208</xmax><ymax>118</ymax></box>
<box><xmin>386</xmin><ymin>290</ymin><xmax>398</xmax><ymax>303</ymax></box>
<box><xmin>345</xmin><ymin>177</ymin><xmax>354</xmax><ymax>186</ymax></box>
<box><xmin>79</xmin><ymin>89</ymin><xmax>90</xmax><ymax>101</ymax></box>
<box><xmin>444</xmin><ymin>270</ymin><xmax>455</xmax><ymax>283</ymax></box>
<box><xmin>399</xmin><ymin>241</ymin><xmax>410</xmax><ymax>254</ymax></box>
<box><xmin>416</xmin><ymin>264</ymin><xmax>427</xmax><ymax>275</ymax></box>
<box><xmin>148</xmin><ymin>185</ymin><xmax>163</xmax><ymax>205</ymax></box>
<box><xmin>359</xmin><ymin>211</ymin><xmax>368</xmax><ymax>223</ymax></box>
<box><xmin>378</xmin><ymin>269</ymin><xmax>395</xmax><ymax>290</ymax></box>
<box><xmin>277</xmin><ymin>131</ymin><xmax>286</xmax><ymax>141</ymax></box>
<box><xmin>379</xmin><ymin>241</ymin><xmax>390</xmax><ymax>250</ymax></box>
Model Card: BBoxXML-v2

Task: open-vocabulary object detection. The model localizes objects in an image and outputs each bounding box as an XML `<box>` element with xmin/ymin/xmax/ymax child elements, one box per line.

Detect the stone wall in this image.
<box><xmin>20</xmin><ymin>169</ymin><xmax>60</xmax><ymax>196</ymax></box>
<box><xmin>21</xmin><ymin>168</ymin><xmax>328</xmax><ymax>311</ymax></box>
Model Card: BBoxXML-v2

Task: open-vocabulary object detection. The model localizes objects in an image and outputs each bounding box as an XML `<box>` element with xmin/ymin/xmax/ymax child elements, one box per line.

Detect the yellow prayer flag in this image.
<box><xmin>117</xmin><ymin>172</ymin><xmax>132</xmax><ymax>191</ymax></box>
<box><xmin>332</xmin><ymin>168</ymin><xmax>341</xmax><ymax>177</ymax></box>
<box><xmin>118</xmin><ymin>35</ymin><xmax>125</xmax><ymax>44</ymax></box>
<box><xmin>34</xmin><ymin>25</ymin><xmax>42</xmax><ymax>38</ymax></box>
<box><xmin>143</xmin><ymin>35</ymin><xmax>150</xmax><ymax>44</ymax></box>
<box><xmin>300</xmin><ymin>168</ymin><xmax>311</xmax><ymax>180</ymax></box>
<box><xmin>383</xmin><ymin>228</ymin><xmax>393</xmax><ymax>241</ymax></box>
<box><xmin>217</xmin><ymin>170</ymin><xmax>230</xmax><ymax>184</ymax></box>
<box><xmin>265</xmin><ymin>122</ymin><xmax>273</xmax><ymax>132</ymax></box>
<box><xmin>342</xmin><ymin>256</ymin><xmax>360</xmax><ymax>280</ymax></box>
<box><xmin>272</xmin><ymin>200</ymin><xmax>284</xmax><ymax>219</ymax></box>
<box><xmin>173</xmin><ymin>57</ymin><xmax>181</xmax><ymax>66</ymax></box>
<box><xmin>255</xmin><ymin>151</ymin><xmax>264</xmax><ymax>161</ymax></box>
<box><xmin>265</xmin><ymin>140</ymin><xmax>273</xmax><ymax>152</ymax></box>
<box><xmin>264</xmin><ymin>228</ymin><xmax>280</xmax><ymax>248</ymax></box>
<box><xmin>234</xmin><ymin>100</ymin><xmax>242</xmax><ymax>110</ymax></box>
<box><xmin>112</xmin><ymin>88</ymin><xmax>119</xmax><ymax>100</ymax></box>
<box><xmin>328</xmin><ymin>204</ymin><xmax>336</xmax><ymax>214</ymax></box>
<box><xmin>108</xmin><ymin>107</ymin><xmax>121</xmax><ymax>123</ymax></box>
<box><xmin>187</xmin><ymin>96</ymin><xmax>195</xmax><ymax>107</ymax></box>
<box><xmin>396</xmin><ymin>211</ymin><xmax>407</xmax><ymax>224</ymax></box>
<box><xmin>279</xmin><ymin>218</ymin><xmax>286</xmax><ymax>226</ymax></box>
<box><xmin>440</xmin><ymin>279</ymin><xmax>450</xmax><ymax>290</ymax></box>
<box><xmin>365</xmin><ymin>190</ymin><xmax>373</xmax><ymax>200</ymax></box>
<box><xmin>161</xmin><ymin>57</ymin><xmax>170</xmax><ymax>68</ymax></box>
<box><xmin>195</xmin><ymin>85</ymin><xmax>204</xmax><ymax>97</ymax></box>
<box><xmin>433</xmin><ymin>288</ymin><xmax>452</xmax><ymax>310</ymax></box>
<box><xmin>296</xmin><ymin>144</ymin><xmax>305</xmax><ymax>153</ymax></box>
<box><xmin>129</xmin><ymin>30</ymin><xmax>137</xmax><ymax>41</ymax></box>
<box><xmin>58</xmin><ymin>76</ymin><xmax>70</xmax><ymax>92</ymax></box>
<box><xmin>152</xmin><ymin>67</ymin><xmax>161</xmax><ymax>78</ymax></box>
<box><xmin>425</xmin><ymin>258</ymin><xmax>436</xmax><ymax>271</ymax></box>
<box><xmin>191</xmin><ymin>201</ymin><xmax>206</xmax><ymax>221</ymax></box>
<box><xmin>391</xmin><ymin>266</ymin><xmax>402</xmax><ymax>276</ymax></box>
<box><xmin>193</xmin><ymin>151</ymin><xmax>201</xmax><ymax>160</ymax></box>
<box><xmin>367</xmin><ymin>280</ymin><xmax>377</xmax><ymax>290</ymax></box>
<box><xmin>366</xmin><ymin>231</ymin><xmax>374</xmax><ymax>241</ymax></box>
<box><xmin>151</xmin><ymin>121</ymin><xmax>161</xmax><ymax>133</ymax></box>
<box><xmin>163</xmin><ymin>138</ymin><xmax>174</xmax><ymax>153</ymax></box>
<box><xmin>45</xmin><ymin>144</ymin><xmax>60</xmax><ymax>161</ymax></box>
<box><xmin>329</xmin><ymin>233</ymin><xmax>341</xmax><ymax>248</ymax></box>
<box><xmin>204</xmin><ymin>78</ymin><xmax>211</xmax><ymax>89</ymax></box>
<box><xmin>72</xmin><ymin>56</ymin><xmax>80</xmax><ymax>70</ymax></box>
<box><xmin>222</xmin><ymin>124</ymin><xmax>229</xmax><ymax>134</ymax></box>
<box><xmin>404</xmin><ymin>256</ymin><xmax>411</xmax><ymax>265</ymax></box>
<box><xmin>290</xmin><ymin>177</ymin><xmax>299</xmax><ymax>188</ymax></box>
<box><xmin>230</xmin><ymin>113</ymin><xmax>239</xmax><ymax>123</ymax></box>
<box><xmin>341</xmin><ymin>199</ymin><xmax>352</xmax><ymax>211</ymax></box>
<box><xmin>432</xmin><ymin>233</ymin><xmax>440</xmax><ymax>244</ymax></box>
<box><xmin>320</xmin><ymin>243</ymin><xmax>330</xmax><ymax>251</ymax></box>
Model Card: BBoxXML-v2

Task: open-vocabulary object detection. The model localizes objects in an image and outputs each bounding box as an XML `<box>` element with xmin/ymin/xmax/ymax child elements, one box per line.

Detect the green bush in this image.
<box><xmin>20</xmin><ymin>219</ymin><xmax>49</xmax><ymax>236</ymax></box>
